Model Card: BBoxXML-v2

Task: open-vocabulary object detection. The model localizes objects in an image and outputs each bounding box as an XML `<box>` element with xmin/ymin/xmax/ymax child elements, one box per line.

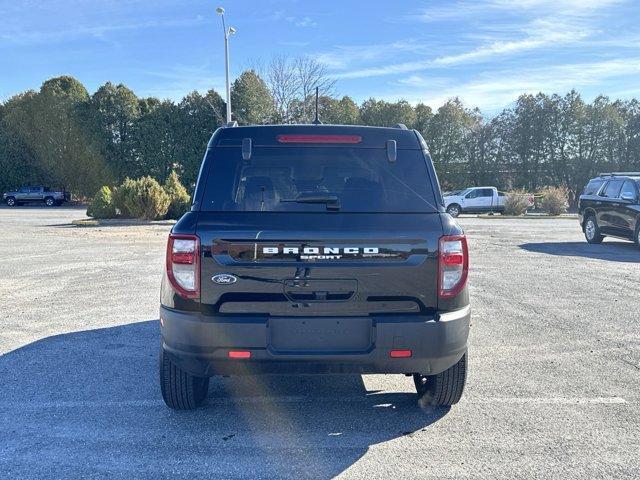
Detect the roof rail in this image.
<box><xmin>394</xmin><ymin>123</ymin><xmax>408</xmax><ymax>130</ymax></box>
<box><xmin>599</xmin><ymin>172</ymin><xmax>640</xmax><ymax>177</ymax></box>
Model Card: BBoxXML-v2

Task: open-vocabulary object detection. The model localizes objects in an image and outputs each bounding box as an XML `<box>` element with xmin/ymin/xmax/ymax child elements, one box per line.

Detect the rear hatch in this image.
<box><xmin>196</xmin><ymin>127</ymin><xmax>444</xmax><ymax>322</ymax></box>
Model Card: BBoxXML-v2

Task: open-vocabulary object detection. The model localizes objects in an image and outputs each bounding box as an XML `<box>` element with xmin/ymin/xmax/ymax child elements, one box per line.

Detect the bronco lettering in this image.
<box><xmin>262</xmin><ymin>246</ymin><xmax>380</xmax><ymax>255</ymax></box>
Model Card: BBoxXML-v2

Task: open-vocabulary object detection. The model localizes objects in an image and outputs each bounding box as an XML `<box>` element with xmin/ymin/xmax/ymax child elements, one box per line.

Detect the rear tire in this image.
<box><xmin>5</xmin><ymin>197</ymin><xmax>16</xmax><ymax>207</ymax></box>
<box><xmin>414</xmin><ymin>352</ymin><xmax>467</xmax><ymax>407</ymax></box>
<box><xmin>446</xmin><ymin>204</ymin><xmax>461</xmax><ymax>218</ymax></box>
<box><xmin>584</xmin><ymin>215</ymin><xmax>604</xmax><ymax>244</ymax></box>
<box><xmin>634</xmin><ymin>224</ymin><xmax>640</xmax><ymax>249</ymax></box>
<box><xmin>160</xmin><ymin>348</ymin><xmax>209</xmax><ymax>410</ymax></box>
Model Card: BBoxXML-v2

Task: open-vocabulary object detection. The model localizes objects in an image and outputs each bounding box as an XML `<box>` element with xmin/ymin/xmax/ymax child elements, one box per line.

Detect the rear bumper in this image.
<box><xmin>160</xmin><ymin>306</ymin><xmax>470</xmax><ymax>377</ymax></box>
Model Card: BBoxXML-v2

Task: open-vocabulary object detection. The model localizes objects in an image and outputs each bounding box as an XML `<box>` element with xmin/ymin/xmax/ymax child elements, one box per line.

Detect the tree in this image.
<box><xmin>231</xmin><ymin>70</ymin><xmax>275</xmax><ymax>125</ymax></box>
<box><xmin>412</xmin><ymin>103</ymin><xmax>433</xmax><ymax>134</ymax></box>
<box><xmin>89</xmin><ymin>82</ymin><xmax>140</xmax><ymax>182</ymax></box>
<box><xmin>359</xmin><ymin>99</ymin><xmax>416</xmax><ymax>127</ymax></box>
<box><xmin>322</xmin><ymin>96</ymin><xmax>360</xmax><ymax>125</ymax></box>
<box><xmin>0</xmin><ymin>94</ymin><xmax>42</xmax><ymax>193</ymax></box>
<box><xmin>175</xmin><ymin>90</ymin><xmax>225</xmax><ymax>186</ymax></box>
<box><xmin>425</xmin><ymin>98</ymin><xmax>478</xmax><ymax>187</ymax></box>
<box><xmin>265</xmin><ymin>55</ymin><xmax>300</xmax><ymax>123</ymax></box>
<box><xmin>3</xmin><ymin>73</ymin><xmax>640</xmax><ymax>204</ymax></box>
<box><xmin>294</xmin><ymin>57</ymin><xmax>336</xmax><ymax>123</ymax></box>
<box><xmin>4</xmin><ymin>76</ymin><xmax>109</xmax><ymax>196</ymax></box>
<box><xmin>132</xmin><ymin>100</ymin><xmax>181</xmax><ymax>182</ymax></box>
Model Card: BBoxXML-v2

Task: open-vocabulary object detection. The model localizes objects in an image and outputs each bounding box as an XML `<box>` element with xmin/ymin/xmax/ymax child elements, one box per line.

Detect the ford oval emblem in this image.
<box><xmin>212</xmin><ymin>274</ymin><xmax>238</xmax><ymax>285</ymax></box>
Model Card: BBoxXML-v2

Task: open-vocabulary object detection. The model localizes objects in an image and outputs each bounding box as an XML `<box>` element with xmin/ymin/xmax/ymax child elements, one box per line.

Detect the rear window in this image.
<box><xmin>583</xmin><ymin>179</ymin><xmax>604</xmax><ymax>195</ymax></box>
<box><xmin>600</xmin><ymin>180</ymin><xmax>624</xmax><ymax>198</ymax></box>
<box><xmin>201</xmin><ymin>146</ymin><xmax>437</xmax><ymax>213</ymax></box>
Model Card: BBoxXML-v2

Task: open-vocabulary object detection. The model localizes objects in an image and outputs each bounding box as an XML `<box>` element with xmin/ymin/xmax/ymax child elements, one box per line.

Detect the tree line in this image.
<box><xmin>1</xmin><ymin>57</ymin><xmax>639</xmax><ymax>205</ymax></box>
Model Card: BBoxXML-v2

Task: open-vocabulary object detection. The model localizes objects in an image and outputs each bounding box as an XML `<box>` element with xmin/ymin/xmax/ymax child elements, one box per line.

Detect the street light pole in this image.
<box><xmin>216</xmin><ymin>7</ymin><xmax>235</xmax><ymax>124</ymax></box>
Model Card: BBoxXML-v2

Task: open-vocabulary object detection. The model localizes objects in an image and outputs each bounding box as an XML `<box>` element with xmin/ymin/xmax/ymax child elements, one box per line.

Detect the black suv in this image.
<box><xmin>159</xmin><ymin>124</ymin><xmax>470</xmax><ymax>410</ymax></box>
<box><xmin>579</xmin><ymin>173</ymin><xmax>640</xmax><ymax>247</ymax></box>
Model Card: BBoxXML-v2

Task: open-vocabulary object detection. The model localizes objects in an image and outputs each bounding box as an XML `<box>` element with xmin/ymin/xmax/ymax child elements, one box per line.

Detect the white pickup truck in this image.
<box><xmin>443</xmin><ymin>186</ymin><xmax>508</xmax><ymax>217</ymax></box>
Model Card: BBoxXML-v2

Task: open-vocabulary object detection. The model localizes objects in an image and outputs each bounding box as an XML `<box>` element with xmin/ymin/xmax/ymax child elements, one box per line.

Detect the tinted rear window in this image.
<box><xmin>601</xmin><ymin>180</ymin><xmax>624</xmax><ymax>198</ymax></box>
<box><xmin>583</xmin><ymin>179</ymin><xmax>604</xmax><ymax>195</ymax></box>
<box><xmin>201</xmin><ymin>146</ymin><xmax>437</xmax><ymax>213</ymax></box>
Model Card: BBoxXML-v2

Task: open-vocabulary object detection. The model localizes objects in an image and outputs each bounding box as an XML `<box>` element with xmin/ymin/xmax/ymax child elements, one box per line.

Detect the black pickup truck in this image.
<box><xmin>159</xmin><ymin>124</ymin><xmax>471</xmax><ymax>410</ymax></box>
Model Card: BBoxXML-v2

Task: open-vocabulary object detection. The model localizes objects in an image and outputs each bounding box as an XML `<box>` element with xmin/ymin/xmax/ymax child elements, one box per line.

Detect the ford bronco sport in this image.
<box><xmin>159</xmin><ymin>124</ymin><xmax>470</xmax><ymax>410</ymax></box>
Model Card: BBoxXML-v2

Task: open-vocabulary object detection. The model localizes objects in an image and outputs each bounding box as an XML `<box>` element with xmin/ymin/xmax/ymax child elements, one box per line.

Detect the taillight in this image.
<box><xmin>438</xmin><ymin>235</ymin><xmax>469</xmax><ymax>298</ymax></box>
<box><xmin>166</xmin><ymin>234</ymin><xmax>200</xmax><ymax>299</ymax></box>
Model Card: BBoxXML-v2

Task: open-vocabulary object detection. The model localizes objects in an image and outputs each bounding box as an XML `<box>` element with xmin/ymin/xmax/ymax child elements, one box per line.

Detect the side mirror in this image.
<box><xmin>620</xmin><ymin>192</ymin><xmax>637</xmax><ymax>203</ymax></box>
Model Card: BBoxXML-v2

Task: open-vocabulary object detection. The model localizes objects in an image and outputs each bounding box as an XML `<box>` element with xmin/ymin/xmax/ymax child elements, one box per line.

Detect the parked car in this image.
<box><xmin>3</xmin><ymin>186</ymin><xmax>69</xmax><ymax>207</ymax></box>
<box><xmin>443</xmin><ymin>186</ymin><xmax>505</xmax><ymax>217</ymax></box>
<box><xmin>159</xmin><ymin>124</ymin><xmax>470</xmax><ymax>410</ymax></box>
<box><xmin>579</xmin><ymin>173</ymin><xmax>640</xmax><ymax>248</ymax></box>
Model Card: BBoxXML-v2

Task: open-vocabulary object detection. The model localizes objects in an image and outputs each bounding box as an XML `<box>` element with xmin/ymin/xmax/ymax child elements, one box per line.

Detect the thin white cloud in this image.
<box><xmin>384</xmin><ymin>57</ymin><xmax>640</xmax><ymax>113</ymax></box>
<box><xmin>279</xmin><ymin>41</ymin><xmax>310</xmax><ymax>47</ymax></box>
<box><xmin>137</xmin><ymin>65</ymin><xmax>225</xmax><ymax>101</ymax></box>
<box><xmin>294</xmin><ymin>17</ymin><xmax>317</xmax><ymax>28</ymax></box>
<box><xmin>315</xmin><ymin>41</ymin><xmax>433</xmax><ymax>71</ymax></box>
<box><xmin>415</xmin><ymin>0</ymin><xmax>625</xmax><ymax>22</ymax></box>
<box><xmin>331</xmin><ymin>25</ymin><xmax>587</xmax><ymax>79</ymax></box>
<box><xmin>327</xmin><ymin>0</ymin><xmax>618</xmax><ymax>80</ymax></box>
<box><xmin>279</xmin><ymin>15</ymin><xmax>317</xmax><ymax>28</ymax></box>
<box><xmin>1</xmin><ymin>16</ymin><xmax>208</xmax><ymax>45</ymax></box>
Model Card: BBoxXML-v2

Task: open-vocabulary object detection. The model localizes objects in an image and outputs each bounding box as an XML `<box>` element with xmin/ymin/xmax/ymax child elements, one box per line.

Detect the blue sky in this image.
<box><xmin>1</xmin><ymin>0</ymin><xmax>639</xmax><ymax>115</ymax></box>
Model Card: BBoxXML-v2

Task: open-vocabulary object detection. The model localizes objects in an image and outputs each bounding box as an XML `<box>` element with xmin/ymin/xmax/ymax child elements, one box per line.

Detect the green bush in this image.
<box><xmin>504</xmin><ymin>190</ymin><xmax>531</xmax><ymax>216</ymax></box>
<box><xmin>540</xmin><ymin>186</ymin><xmax>569</xmax><ymax>215</ymax></box>
<box><xmin>119</xmin><ymin>176</ymin><xmax>170</xmax><ymax>220</ymax></box>
<box><xmin>112</xmin><ymin>178</ymin><xmax>138</xmax><ymax>218</ymax></box>
<box><xmin>86</xmin><ymin>186</ymin><xmax>116</xmax><ymax>219</ymax></box>
<box><xmin>164</xmin><ymin>171</ymin><xmax>191</xmax><ymax>219</ymax></box>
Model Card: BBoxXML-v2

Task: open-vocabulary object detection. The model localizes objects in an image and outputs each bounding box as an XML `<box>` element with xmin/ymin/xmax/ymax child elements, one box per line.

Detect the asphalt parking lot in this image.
<box><xmin>0</xmin><ymin>207</ymin><xmax>638</xmax><ymax>479</ymax></box>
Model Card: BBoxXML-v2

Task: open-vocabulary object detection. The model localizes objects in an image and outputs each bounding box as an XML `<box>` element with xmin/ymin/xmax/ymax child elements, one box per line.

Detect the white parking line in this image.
<box><xmin>469</xmin><ymin>396</ymin><xmax>628</xmax><ymax>405</ymax></box>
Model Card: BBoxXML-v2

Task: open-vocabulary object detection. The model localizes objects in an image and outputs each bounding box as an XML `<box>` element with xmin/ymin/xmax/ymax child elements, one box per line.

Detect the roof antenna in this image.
<box><xmin>312</xmin><ymin>86</ymin><xmax>322</xmax><ymax>125</ymax></box>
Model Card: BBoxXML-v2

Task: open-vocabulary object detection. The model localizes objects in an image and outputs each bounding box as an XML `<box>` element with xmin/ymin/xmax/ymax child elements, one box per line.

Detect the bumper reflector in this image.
<box><xmin>390</xmin><ymin>349</ymin><xmax>412</xmax><ymax>358</ymax></box>
<box><xmin>228</xmin><ymin>350</ymin><xmax>251</xmax><ymax>359</ymax></box>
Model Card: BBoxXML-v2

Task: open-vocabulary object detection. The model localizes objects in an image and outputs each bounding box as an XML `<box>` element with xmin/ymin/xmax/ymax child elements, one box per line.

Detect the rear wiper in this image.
<box><xmin>280</xmin><ymin>195</ymin><xmax>340</xmax><ymax>211</ymax></box>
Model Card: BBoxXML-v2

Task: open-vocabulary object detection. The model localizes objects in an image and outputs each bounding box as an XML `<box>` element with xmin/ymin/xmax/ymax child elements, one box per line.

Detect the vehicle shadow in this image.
<box><xmin>0</xmin><ymin>321</ymin><xmax>446</xmax><ymax>478</ymax></box>
<box><xmin>520</xmin><ymin>241</ymin><xmax>640</xmax><ymax>262</ymax></box>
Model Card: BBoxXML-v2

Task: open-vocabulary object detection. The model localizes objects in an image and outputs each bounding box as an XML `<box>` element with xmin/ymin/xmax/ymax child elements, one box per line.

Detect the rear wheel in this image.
<box><xmin>44</xmin><ymin>197</ymin><xmax>55</xmax><ymax>207</ymax></box>
<box><xmin>414</xmin><ymin>352</ymin><xmax>467</xmax><ymax>407</ymax></box>
<box><xmin>584</xmin><ymin>216</ymin><xmax>604</xmax><ymax>244</ymax></box>
<box><xmin>635</xmin><ymin>224</ymin><xmax>640</xmax><ymax>249</ymax></box>
<box><xmin>446</xmin><ymin>204</ymin><xmax>461</xmax><ymax>218</ymax></box>
<box><xmin>160</xmin><ymin>348</ymin><xmax>209</xmax><ymax>410</ymax></box>
<box><xmin>5</xmin><ymin>197</ymin><xmax>16</xmax><ymax>206</ymax></box>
